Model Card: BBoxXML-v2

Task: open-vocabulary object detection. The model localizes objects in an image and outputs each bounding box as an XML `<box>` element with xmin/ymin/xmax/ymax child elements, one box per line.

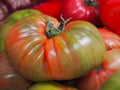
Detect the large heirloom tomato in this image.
<box><xmin>98</xmin><ymin>28</ymin><xmax>120</xmax><ymax>50</ymax></box>
<box><xmin>0</xmin><ymin>53</ymin><xmax>31</xmax><ymax>90</ymax></box>
<box><xmin>0</xmin><ymin>9</ymin><xmax>42</xmax><ymax>54</ymax></box>
<box><xmin>5</xmin><ymin>14</ymin><xmax>106</xmax><ymax>82</ymax></box>
<box><xmin>76</xmin><ymin>49</ymin><xmax>120</xmax><ymax>90</ymax></box>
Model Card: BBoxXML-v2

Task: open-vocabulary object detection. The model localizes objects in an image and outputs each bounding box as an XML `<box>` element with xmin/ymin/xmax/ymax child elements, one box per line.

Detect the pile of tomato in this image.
<box><xmin>0</xmin><ymin>0</ymin><xmax>120</xmax><ymax>90</ymax></box>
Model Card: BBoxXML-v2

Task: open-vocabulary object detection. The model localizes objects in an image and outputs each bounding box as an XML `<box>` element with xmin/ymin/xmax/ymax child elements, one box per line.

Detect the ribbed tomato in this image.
<box><xmin>5</xmin><ymin>14</ymin><xmax>106</xmax><ymax>82</ymax></box>
<box><xmin>98</xmin><ymin>28</ymin><xmax>120</xmax><ymax>50</ymax></box>
<box><xmin>61</xmin><ymin>0</ymin><xmax>102</xmax><ymax>27</ymax></box>
<box><xmin>76</xmin><ymin>49</ymin><xmax>120</xmax><ymax>90</ymax></box>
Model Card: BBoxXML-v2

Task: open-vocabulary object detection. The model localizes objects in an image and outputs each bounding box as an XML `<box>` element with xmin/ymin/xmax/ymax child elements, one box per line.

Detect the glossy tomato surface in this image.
<box><xmin>5</xmin><ymin>14</ymin><xmax>106</xmax><ymax>82</ymax></box>
<box><xmin>61</xmin><ymin>0</ymin><xmax>102</xmax><ymax>27</ymax></box>
<box><xmin>0</xmin><ymin>9</ymin><xmax>42</xmax><ymax>54</ymax></box>
<box><xmin>100</xmin><ymin>0</ymin><xmax>120</xmax><ymax>36</ymax></box>
<box><xmin>76</xmin><ymin>49</ymin><xmax>120</xmax><ymax>90</ymax></box>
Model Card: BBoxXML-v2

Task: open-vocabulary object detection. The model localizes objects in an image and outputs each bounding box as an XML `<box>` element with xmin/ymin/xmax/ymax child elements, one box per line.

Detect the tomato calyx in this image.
<box><xmin>45</xmin><ymin>16</ymin><xmax>71</xmax><ymax>38</ymax></box>
<box><xmin>94</xmin><ymin>65</ymin><xmax>104</xmax><ymax>73</ymax></box>
<box><xmin>84</xmin><ymin>0</ymin><xmax>98</xmax><ymax>6</ymax></box>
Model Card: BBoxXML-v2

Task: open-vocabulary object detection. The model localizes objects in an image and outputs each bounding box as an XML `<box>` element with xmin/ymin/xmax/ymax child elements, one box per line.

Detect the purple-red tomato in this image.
<box><xmin>2</xmin><ymin>0</ymin><xmax>45</xmax><ymax>11</ymax></box>
<box><xmin>0</xmin><ymin>53</ymin><xmax>31</xmax><ymax>90</ymax></box>
<box><xmin>0</xmin><ymin>1</ymin><xmax>9</xmax><ymax>21</ymax></box>
<box><xmin>46</xmin><ymin>0</ymin><xmax>63</xmax><ymax>1</ymax></box>
<box><xmin>61</xmin><ymin>0</ymin><xmax>102</xmax><ymax>27</ymax></box>
<box><xmin>99</xmin><ymin>0</ymin><xmax>120</xmax><ymax>36</ymax></box>
<box><xmin>76</xmin><ymin>49</ymin><xmax>120</xmax><ymax>90</ymax></box>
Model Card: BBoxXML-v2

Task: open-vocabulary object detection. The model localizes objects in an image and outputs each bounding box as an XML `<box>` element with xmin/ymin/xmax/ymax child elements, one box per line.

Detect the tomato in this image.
<box><xmin>28</xmin><ymin>82</ymin><xmax>78</xmax><ymax>90</ymax></box>
<box><xmin>2</xmin><ymin>0</ymin><xmax>46</xmax><ymax>12</ymax></box>
<box><xmin>46</xmin><ymin>0</ymin><xmax>63</xmax><ymax>1</ymax></box>
<box><xmin>5</xmin><ymin>14</ymin><xmax>106</xmax><ymax>82</ymax></box>
<box><xmin>76</xmin><ymin>49</ymin><xmax>120</xmax><ymax>90</ymax></box>
<box><xmin>98</xmin><ymin>28</ymin><xmax>120</xmax><ymax>50</ymax></box>
<box><xmin>32</xmin><ymin>1</ymin><xmax>63</xmax><ymax>20</ymax></box>
<box><xmin>0</xmin><ymin>53</ymin><xmax>31</xmax><ymax>89</ymax></box>
<box><xmin>61</xmin><ymin>0</ymin><xmax>102</xmax><ymax>27</ymax></box>
<box><xmin>101</xmin><ymin>71</ymin><xmax>120</xmax><ymax>90</ymax></box>
<box><xmin>0</xmin><ymin>1</ymin><xmax>9</xmax><ymax>22</ymax></box>
<box><xmin>96</xmin><ymin>0</ymin><xmax>101</xmax><ymax>4</ymax></box>
<box><xmin>99</xmin><ymin>0</ymin><xmax>120</xmax><ymax>36</ymax></box>
<box><xmin>0</xmin><ymin>9</ymin><xmax>42</xmax><ymax>54</ymax></box>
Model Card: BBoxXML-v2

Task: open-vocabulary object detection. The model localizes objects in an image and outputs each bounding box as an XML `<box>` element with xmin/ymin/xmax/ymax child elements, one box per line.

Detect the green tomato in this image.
<box><xmin>28</xmin><ymin>82</ymin><xmax>78</xmax><ymax>90</ymax></box>
<box><xmin>101</xmin><ymin>71</ymin><xmax>120</xmax><ymax>90</ymax></box>
<box><xmin>0</xmin><ymin>9</ymin><xmax>42</xmax><ymax>53</ymax></box>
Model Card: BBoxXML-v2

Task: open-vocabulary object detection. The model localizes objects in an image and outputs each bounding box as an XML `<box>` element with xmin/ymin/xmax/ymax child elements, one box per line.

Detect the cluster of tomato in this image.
<box><xmin>0</xmin><ymin>0</ymin><xmax>120</xmax><ymax>90</ymax></box>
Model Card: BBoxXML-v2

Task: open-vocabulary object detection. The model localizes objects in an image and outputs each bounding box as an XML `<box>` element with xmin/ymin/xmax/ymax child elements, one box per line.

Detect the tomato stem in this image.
<box><xmin>45</xmin><ymin>16</ymin><xmax>71</xmax><ymax>38</ymax></box>
<box><xmin>95</xmin><ymin>65</ymin><xmax>104</xmax><ymax>73</ymax></box>
<box><xmin>84</xmin><ymin>0</ymin><xmax>98</xmax><ymax>6</ymax></box>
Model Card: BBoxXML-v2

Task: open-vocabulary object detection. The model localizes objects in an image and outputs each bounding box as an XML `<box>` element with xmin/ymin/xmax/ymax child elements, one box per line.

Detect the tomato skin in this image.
<box><xmin>0</xmin><ymin>53</ymin><xmax>31</xmax><ymax>89</ymax></box>
<box><xmin>99</xmin><ymin>0</ymin><xmax>120</xmax><ymax>36</ymax></box>
<box><xmin>5</xmin><ymin>14</ymin><xmax>106</xmax><ymax>82</ymax></box>
<box><xmin>61</xmin><ymin>0</ymin><xmax>102</xmax><ymax>27</ymax></box>
<box><xmin>98</xmin><ymin>28</ymin><xmax>120</xmax><ymax>50</ymax></box>
<box><xmin>76</xmin><ymin>49</ymin><xmax>120</xmax><ymax>90</ymax></box>
<box><xmin>32</xmin><ymin>1</ymin><xmax>63</xmax><ymax>20</ymax></box>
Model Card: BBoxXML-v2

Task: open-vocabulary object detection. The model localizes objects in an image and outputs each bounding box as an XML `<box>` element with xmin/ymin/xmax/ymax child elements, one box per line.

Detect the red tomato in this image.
<box><xmin>99</xmin><ymin>0</ymin><xmax>120</xmax><ymax>36</ymax></box>
<box><xmin>96</xmin><ymin>0</ymin><xmax>102</xmax><ymax>4</ymax></box>
<box><xmin>32</xmin><ymin>1</ymin><xmax>63</xmax><ymax>20</ymax></box>
<box><xmin>61</xmin><ymin>0</ymin><xmax>102</xmax><ymax>27</ymax></box>
<box><xmin>46</xmin><ymin>0</ymin><xmax>63</xmax><ymax>1</ymax></box>
<box><xmin>76</xmin><ymin>49</ymin><xmax>120</xmax><ymax>90</ymax></box>
<box><xmin>0</xmin><ymin>53</ymin><xmax>31</xmax><ymax>89</ymax></box>
<box><xmin>98</xmin><ymin>28</ymin><xmax>120</xmax><ymax>50</ymax></box>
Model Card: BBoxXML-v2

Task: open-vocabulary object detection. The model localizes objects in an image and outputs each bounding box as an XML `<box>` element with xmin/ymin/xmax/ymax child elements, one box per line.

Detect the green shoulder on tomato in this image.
<box><xmin>0</xmin><ymin>9</ymin><xmax>42</xmax><ymax>54</ymax></box>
